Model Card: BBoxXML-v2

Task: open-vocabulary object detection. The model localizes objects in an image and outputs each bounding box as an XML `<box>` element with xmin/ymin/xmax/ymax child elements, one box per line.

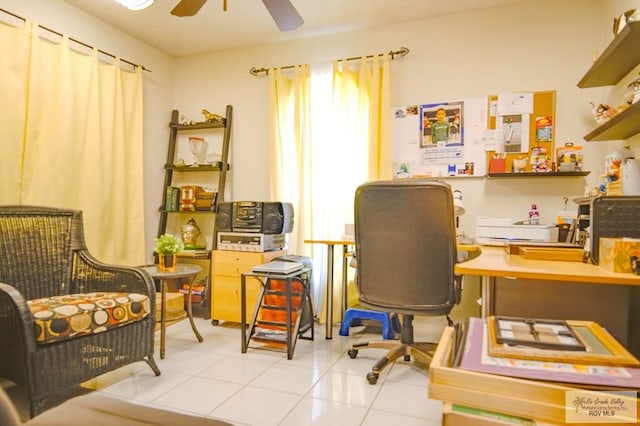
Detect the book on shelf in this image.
<box><xmin>177</xmin><ymin>249</ymin><xmax>209</xmax><ymax>258</ymax></box>
<box><xmin>165</xmin><ymin>186</ymin><xmax>180</xmax><ymax>211</ymax></box>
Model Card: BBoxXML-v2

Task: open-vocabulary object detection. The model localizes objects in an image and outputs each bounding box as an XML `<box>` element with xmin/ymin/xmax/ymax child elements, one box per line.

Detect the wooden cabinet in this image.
<box><xmin>210</xmin><ymin>249</ymin><xmax>286</xmax><ymax>324</ymax></box>
<box><xmin>157</xmin><ymin>106</ymin><xmax>232</xmax><ymax>319</ymax></box>
<box><xmin>578</xmin><ymin>20</ymin><xmax>640</xmax><ymax>141</ymax></box>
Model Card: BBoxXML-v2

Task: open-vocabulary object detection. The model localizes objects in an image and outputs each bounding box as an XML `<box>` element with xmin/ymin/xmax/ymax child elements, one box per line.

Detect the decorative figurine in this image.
<box><xmin>512</xmin><ymin>157</ymin><xmax>527</xmax><ymax>173</ymax></box>
<box><xmin>590</xmin><ymin>102</ymin><xmax>618</xmax><ymax>125</ymax></box>
<box><xmin>628</xmin><ymin>78</ymin><xmax>640</xmax><ymax>104</ymax></box>
<box><xmin>181</xmin><ymin>218</ymin><xmax>202</xmax><ymax>249</ymax></box>
<box><xmin>201</xmin><ymin>109</ymin><xmax>223</xmax><ymax>123</ymax></box>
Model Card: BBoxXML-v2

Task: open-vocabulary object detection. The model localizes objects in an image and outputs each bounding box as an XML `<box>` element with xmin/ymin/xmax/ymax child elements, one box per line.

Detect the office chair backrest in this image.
<box><xmin>354</xmin><ymin>180</ymin><xmax>459</xmax><ymax>316</ymax></box>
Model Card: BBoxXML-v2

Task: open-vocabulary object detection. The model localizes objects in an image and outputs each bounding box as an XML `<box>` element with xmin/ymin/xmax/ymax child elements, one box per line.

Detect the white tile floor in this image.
<box><xmin>9</xmin><ymin>317</ymin><xmax>449</xmax><ymax>425</ymax></box>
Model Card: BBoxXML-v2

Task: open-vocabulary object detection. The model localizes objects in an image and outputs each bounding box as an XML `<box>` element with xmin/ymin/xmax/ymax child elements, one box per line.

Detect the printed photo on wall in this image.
<box><xmin>420</xmin><ymin>101</ymin><xmax>464</xmax><ymax>148</ymax></box>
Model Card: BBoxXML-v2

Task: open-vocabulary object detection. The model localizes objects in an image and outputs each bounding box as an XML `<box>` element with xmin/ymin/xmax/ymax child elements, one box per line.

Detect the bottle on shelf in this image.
<box><xmin>529</xmin><ymin>204</ymin><xmax>540</xmax><ymax>225</ymax></box>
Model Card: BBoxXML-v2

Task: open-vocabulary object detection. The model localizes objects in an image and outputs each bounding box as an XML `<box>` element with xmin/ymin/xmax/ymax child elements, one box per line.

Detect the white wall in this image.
<box><xmin>172</xmin><ymin>0</ymin><xmax>640</xmax><ymax>240</ymax></box>
<box><xmin>3</xmin><ymin>0</ymin><xmax>639</xmax><ymax>259</ymax></box>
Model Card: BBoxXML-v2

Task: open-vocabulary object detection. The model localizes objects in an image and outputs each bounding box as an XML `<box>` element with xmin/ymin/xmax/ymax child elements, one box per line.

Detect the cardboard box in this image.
<box><xmin>155</xmin><ymin>292</ymin><xmax>185</xmax><ymax>322</ymax></box>
<box><xmin>556</xmin><ymin>144</ymin><xmax>583</xmax><ymax>172</ymax></box>
<box><xmin>599</xmin><ymin>237</ymin><xmax>640</xmax><ymax>273</ymax></box>
<box><xmin>428</xmin><ymin>327</ymin><xmax>640</xmax><ymax>425</ymax></box>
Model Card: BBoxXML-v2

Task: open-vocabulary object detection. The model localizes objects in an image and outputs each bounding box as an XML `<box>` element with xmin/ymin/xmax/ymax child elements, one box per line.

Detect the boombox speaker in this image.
<box><xmin>262</xmin><ymin>202</ymin><xmax>294</xmax><ymax>234</ymax></box>
<box><xmin>215</xmin><ymin>201</ymin><xmax>294</xmax><ymax>234</ymax></box>
<box><xmin>215</xmin><ymin>202</ymin><xmax>234</xmax><ymax>232</ymax></box>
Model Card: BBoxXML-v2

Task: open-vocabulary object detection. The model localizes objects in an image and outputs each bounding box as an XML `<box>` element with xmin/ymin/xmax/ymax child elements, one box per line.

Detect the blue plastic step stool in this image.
<box><xmin>339</xmin><ymin>308</ymin><xmax>401</xmax><ymax>340</ymax></box>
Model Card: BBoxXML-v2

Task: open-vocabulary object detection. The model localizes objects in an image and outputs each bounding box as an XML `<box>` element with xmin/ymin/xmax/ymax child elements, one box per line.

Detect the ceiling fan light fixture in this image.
<box><xmin>114</xmin><ymin>0</ymin><xmax>154</xmax><ymax>11</ymax></box>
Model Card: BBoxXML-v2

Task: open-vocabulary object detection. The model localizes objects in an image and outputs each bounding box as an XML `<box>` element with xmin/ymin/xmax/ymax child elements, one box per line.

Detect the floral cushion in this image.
<box><xmin>27</xmin><ymin>292</ymin><xmax>151</xmax><ymax>344</ymax></box>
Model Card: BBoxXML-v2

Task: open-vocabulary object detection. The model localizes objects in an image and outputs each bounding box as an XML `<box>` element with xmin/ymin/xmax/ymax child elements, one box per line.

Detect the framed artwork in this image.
<box><xmin>487</xmin><ymin>316</ymin><xmax>640</xmax><ymax>367</ymax></box>
<box><xmin>420</xmin><ymin>101</ymin><xmax>464</xmax><ymax>148</ymax></box>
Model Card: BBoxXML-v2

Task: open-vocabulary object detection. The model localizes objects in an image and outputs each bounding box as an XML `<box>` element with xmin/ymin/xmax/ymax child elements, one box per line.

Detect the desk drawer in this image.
<box><xmin>214</xmin><ymin>263</ymin><xmax>252</xmax><ymax>278</ymax></box>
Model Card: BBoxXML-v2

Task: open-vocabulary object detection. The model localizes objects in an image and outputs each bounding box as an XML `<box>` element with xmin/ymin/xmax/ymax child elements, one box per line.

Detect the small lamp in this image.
<box><xmin>453</xmin><ymin>190</ymin><xmax>473</xmax><ymax>245</ymax></box>
<box><xmin>453</xmin><ymin>189</ymin><xmax>465</xmax><ymax>218</ymax></box>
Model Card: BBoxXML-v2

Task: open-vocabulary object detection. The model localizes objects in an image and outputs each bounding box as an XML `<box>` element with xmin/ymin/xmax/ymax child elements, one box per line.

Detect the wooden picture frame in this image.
<box><xmin>487</xmin><ymin>316</ymin><xmax>640</xmax><ymax>367</ymax></box>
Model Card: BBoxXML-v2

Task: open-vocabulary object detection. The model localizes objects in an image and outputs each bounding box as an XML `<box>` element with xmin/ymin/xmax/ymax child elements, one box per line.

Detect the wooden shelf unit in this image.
<box><xmin>487</xmin><ymin>171</ymin><xmax>590</xmax><ymax>178</ymax></box>
<box><xmin>578</xmin><ymin>20</ymin><xmax>640</xmax><ymax>88</ymax></box>
<box><xmin>156</xmin><ymin>106</ymin><xmax>233</xmax><ymax>319</ymax></box>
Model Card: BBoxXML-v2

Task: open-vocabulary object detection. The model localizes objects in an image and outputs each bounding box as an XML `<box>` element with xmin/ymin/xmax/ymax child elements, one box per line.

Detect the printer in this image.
<box><xmin>475</xmin><ymin>216</ymin><xmax>559</xmax><ymax>246</ymax></box>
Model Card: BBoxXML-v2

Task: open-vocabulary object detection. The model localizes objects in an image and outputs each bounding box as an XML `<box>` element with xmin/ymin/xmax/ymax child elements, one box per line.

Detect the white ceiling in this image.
<box><xmin>63</xmin><ymin>0</ymin><xmax>527</xmax><ymax>57</ymax></box>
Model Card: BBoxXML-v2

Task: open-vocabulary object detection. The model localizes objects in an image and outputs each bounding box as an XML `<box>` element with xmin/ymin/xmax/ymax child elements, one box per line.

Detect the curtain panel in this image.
<box><xmin>268</xmin><ymin>55</ymin><xmax>391</xmax><ymax>321</ymax></box>
<box><xmin>0</xmin><ymin>21</ymin><xmax>145</xmax><ymax>265</ymax></box>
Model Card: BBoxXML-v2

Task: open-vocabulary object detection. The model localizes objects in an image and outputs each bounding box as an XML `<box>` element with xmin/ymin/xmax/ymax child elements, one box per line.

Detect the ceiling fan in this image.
<box><xmin>170</xmin><ymin>0</ymin><xmax>303</xmax><ymax>32</ymax></box>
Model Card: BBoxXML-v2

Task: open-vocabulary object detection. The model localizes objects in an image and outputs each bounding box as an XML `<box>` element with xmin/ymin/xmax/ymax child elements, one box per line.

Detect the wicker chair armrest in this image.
<box><xmin>0</xmin><ymin>283</ymin><xmax>38</xmax><ymax>354</ymax></box>
<box><xmin>71</xmin><ymin>251</ymin><xmax>157</xmax><ymax>308</ymax></box>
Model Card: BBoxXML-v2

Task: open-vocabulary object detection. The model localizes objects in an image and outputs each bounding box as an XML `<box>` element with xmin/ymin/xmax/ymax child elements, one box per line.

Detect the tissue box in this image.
<box><xmin>599</xmin><ymin>237</ymin><xmax>640</xmax><ymax>273</ymax></box>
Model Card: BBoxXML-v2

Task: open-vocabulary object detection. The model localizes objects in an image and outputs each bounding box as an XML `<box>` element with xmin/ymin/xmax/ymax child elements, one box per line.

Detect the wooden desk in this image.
<box><xmin>455</xmin><ymin>245</ymin><xmax>640</xmax><ymax>355</ymax></box>
<box><xmin>456</xmin><ymin>245</ymin><xmax>640</xmax><ymax>315</ymax></box>
<box><xmin>305</xmin><ymin>238</ymin><xmax>480</xmax><ymax>339</ymax></box>
<box><xmin>304</xmin><ymin>238</ymin><xmax>354</xmax><ymax>339</ymax></box>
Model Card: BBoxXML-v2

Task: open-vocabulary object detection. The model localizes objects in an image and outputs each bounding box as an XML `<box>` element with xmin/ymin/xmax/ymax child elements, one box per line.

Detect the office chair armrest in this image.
<box><xmin>453</xmin><ymin>275</ymin><xmax>463</xmax><ymax>305</ymax></box>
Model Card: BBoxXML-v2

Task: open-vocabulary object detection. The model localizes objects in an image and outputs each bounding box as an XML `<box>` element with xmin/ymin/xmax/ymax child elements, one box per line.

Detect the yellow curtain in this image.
<box><xmin>268</xmin><ymin>65</ymin><xmax>311</xmax><ymax>256</ymax></box>
<box><xmin>0</xmin><ymin>20</ymin><xmax>30</xmax><ymax>202</ymax></box>
<box><xmin>268</xmin><ymin>55</ymin><xmax>391</xmax><ymax>322</ymax></box>
<box><xmin>0</xmin><ymin>21</ymin><xmax>145</xmax><ymax>265</ymax></box>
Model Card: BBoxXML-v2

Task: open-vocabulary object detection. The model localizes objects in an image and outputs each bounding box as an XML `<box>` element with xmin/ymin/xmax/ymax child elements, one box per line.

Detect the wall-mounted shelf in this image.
<box><xmin>578</xmin><ymin>20</ymin><xmax>640</xmax><ymax>88</ymax></box>
<box><xmin>578</xmin><ymin>20</ymin><xmax>640</xmax><ymax>142</ymax></box>
<box><xmin>584</xmin><ymin>100</ymin><xmax>640</xmax><ymax>141</ymax></box>
<box><xmin>487</xmin><ymin>171</ymin><xmax>590</xmax><ymax>178</ymax></box>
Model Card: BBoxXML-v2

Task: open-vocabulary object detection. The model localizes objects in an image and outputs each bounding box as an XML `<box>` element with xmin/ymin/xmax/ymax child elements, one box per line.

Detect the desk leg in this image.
<box><xmin>186</xmin><ymin>282</ymin><xmax>203</xmax><ymax>343</ymax></box>
<box><xmin>286</xmin><ymin>277</ymin><xmax>293</xmax><ymax>359</ymax></box>
<box><xmin>160</xmin><ymin>280</ymin><xmax>167</xmax><ymax>359</ymax></box>
<box><xmin>341</xmin><ymin>244</ymin><xmax>349</xmax><ymax>322</ymax></box>
<box><xmin>325</xmin><ymin>244</ymin><xmax>335</xmax><ymax>339</ymax></box>
<box><xmin>480</xmin><ymin>275</ymin><xmax>495</xmax><ymax>318</ymax></box>
<box><xmin>241</xmin><ymin>275</ymin><xmax>247</xmax><ymax>353</ymax></box>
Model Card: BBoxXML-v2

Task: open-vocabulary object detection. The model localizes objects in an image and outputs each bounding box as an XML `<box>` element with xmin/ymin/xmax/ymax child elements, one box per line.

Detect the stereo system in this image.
<box><xmin>215</xmin><ymin>201</ymin><xmax>294</xmax><ymax>234</ymax></box>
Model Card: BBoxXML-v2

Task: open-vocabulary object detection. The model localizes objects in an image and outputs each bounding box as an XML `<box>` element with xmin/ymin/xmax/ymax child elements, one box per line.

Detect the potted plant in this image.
<box><xmin>154</xmin><ymin>234</ymin><xmax>184</xmax><ymax>272</ymax></box>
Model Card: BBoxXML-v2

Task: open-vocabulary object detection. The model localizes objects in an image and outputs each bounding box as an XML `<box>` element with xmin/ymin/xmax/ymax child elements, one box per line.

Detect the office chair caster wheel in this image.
<box><xmin>366</xmin><ymin>372</ymin><xmax>378</xmax><ymax>384</ymax></box>
<box><xmin>211</xmin><ymin>319</ymin><xmax>219</xmax><ymax>326</ymax></box>
<box><xmin>347</xmin><ymin>348</ymin><xmax>358</xmax><ymax>359</ymax></box>
<box><xmin>404</xmin><ymin>355</ymin><xmax>410</xmax><ymax>362</ymax></box>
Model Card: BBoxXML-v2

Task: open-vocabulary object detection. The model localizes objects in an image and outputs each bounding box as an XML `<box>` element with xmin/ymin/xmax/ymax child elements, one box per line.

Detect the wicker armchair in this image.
<box><xmin>0</xmin><ymin>206</ymin><xmax>160</xmax><ymax>417</ymax></box>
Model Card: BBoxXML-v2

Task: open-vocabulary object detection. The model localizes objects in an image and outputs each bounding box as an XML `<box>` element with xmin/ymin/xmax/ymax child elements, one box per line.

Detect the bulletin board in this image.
<box><xmin>392</xmin><ymin>97</ymin><xmax>488</xmax><ymax>178</ymax></box>
<box><xmin>486</xmin><ymin>90</ymin><xmax>556</xmax><ymax>175</ymax></box>
<box><xmin>391</xmin><ymin>91</ymin><xmax>557</xmax><ymax>178</ymax></box>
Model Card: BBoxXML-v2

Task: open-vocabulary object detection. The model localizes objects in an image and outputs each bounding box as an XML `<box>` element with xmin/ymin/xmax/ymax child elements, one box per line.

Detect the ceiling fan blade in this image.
<box><xmin>171</xmin><ymin>0</ymin><xmax>207</xmax><ymax>17</ymax></box>
<box><xmin>261</xmin><ymin>0</ymin><xmax>303</xmax><ymax>31</ymax></box>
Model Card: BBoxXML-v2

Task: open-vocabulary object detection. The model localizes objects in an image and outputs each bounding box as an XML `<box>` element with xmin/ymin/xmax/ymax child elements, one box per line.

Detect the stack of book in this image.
<box><xmin>429</xmin><ymin>316</ymin><xmax>640</xmax><ymax>425</ymax></box>
<box><xmin>178</xmin><ymin>277</ymin><xmax>208</xmax><ymax>305</ymax></box>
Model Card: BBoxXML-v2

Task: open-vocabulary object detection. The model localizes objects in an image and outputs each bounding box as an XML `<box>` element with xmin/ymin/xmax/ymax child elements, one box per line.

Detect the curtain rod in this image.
<box><xmin>0</xmin><ymin>7</ymin><xmax>151</xmax><ymax>72</ymax></box>
<box><xmin>249</xmin><ymin>46</ymin><xmax>409</xmax><ymax>77</ymax></box>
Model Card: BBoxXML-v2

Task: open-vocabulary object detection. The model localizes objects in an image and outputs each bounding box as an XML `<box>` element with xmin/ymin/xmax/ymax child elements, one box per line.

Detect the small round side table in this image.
<box><xmin>141</xmin><ymin>263</ymin><xmax>203</xmax><ymax>359</ymax></box>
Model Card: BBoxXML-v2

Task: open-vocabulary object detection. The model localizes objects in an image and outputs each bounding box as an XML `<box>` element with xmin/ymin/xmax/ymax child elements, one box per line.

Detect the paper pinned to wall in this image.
<box><xmin>496</xmin><ymin>92</ymin><xmax>533</xmax><ymax>115</ymax></box>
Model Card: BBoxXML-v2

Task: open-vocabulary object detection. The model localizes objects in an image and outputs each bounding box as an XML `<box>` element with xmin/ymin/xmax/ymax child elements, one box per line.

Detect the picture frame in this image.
<box><xmin>487</xmin><ymin>316</ymin><xmax>640</xmax><ymax>367</ymax></box>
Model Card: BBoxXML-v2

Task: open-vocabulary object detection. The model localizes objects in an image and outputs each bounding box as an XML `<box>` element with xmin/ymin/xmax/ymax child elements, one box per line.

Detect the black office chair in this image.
<box><xmin>346</xmin><ymin>180</ymin><xmax>461</xmax><ymax>384</ymax></box>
